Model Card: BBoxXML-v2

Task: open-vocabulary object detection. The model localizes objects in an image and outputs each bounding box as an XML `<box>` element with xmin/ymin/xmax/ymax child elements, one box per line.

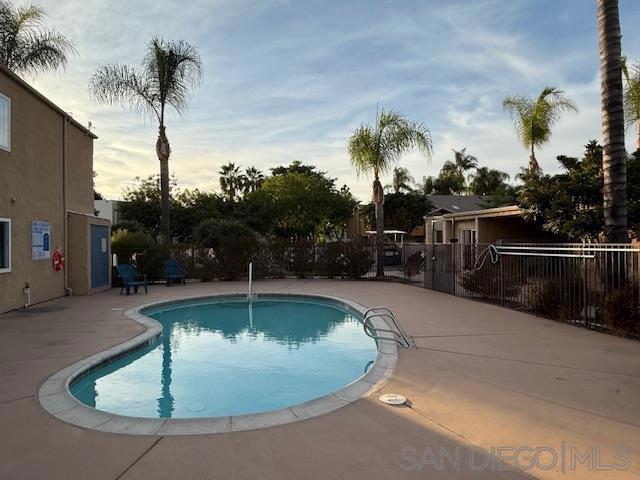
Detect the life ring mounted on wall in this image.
<box><xmin>52</xmin><ymin>248</ymin><xmax>65</xmax><ymax>272</ymax></box>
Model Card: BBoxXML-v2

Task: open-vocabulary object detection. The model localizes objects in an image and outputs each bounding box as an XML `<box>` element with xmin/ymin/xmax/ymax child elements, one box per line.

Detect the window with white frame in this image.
<box><xmin>0</xmin><ymin>94</ymin><xmax>9</xmax><ymax>151</ymax></box>
<box><xmin>434</xmin><ymin>229</ymin><xmax>444</xmax><ymax>244</ymax></box>
<box><xmin>0</xmin><ymin>218</ymin><xmax>10</xmax><ymax>272</ymax></box>
<box><xmin>460</xmin><ymin>229</ymin><xmax>477</xmax><ymax>244</ymax></box>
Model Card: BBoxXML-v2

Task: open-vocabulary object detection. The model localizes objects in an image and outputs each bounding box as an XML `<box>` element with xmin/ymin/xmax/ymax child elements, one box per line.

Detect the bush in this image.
<box><xmin>111</xmin><ymin>229</ymin><xmax>155</xmax><ymax>263</ymax></box>
<box><xmin>459</xmin><ymin>266</ymin><xmax>522</xmax><ymax>302</ymax></box>
<box><xmin>342</xmin><ymin>240</ymin><xmax>374</xmax><ymax>279</ymax></box>
<box><xmin>602</xmin><ymin>288</ymin><xmax>640</xmax><ymax>337</ymax></box>
<box><xmin>193</xmin><ymin>219</ymin><xmax>256</xmax><ymax>248</ymax></box>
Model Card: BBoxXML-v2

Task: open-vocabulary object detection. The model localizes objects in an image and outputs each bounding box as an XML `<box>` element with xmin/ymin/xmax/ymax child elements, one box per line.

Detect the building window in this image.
<box><xmin>0</xmin><ymin>94</ymin><xmax>10</xmax><ymax>151</ymax></box>
<box><xmin>460</xmin><ymin>229</ymin><xmax>477</xmax><ymax>244</ymax></box>
<box><xmin>0</xmin><ymin>218</ymin><xmax>10</xmax><ymax>273</ymax></box>
<box><xmin>434</xmin><ymin>229</ymin><xmax>444</xmax><ymax>244</ymax></box>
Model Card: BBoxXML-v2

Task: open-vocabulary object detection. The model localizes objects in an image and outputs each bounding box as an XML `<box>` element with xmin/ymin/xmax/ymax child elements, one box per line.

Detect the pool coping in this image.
<box><xmin>37</xmin><ymin>292</ymin><xmax>399</xmax><ymax>436</ymax></box>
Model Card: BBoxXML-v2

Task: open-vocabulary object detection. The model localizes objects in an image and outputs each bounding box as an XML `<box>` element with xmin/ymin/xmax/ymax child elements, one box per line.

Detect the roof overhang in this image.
<box><xmin>426</xmin><ymin>205</ymin><xmax>521</xmax><ymax>222</ymax></box>
<box><xmin>0</xmin><ymin>64</ymin><xmax>98</xmax><ymax>139</ymax></box>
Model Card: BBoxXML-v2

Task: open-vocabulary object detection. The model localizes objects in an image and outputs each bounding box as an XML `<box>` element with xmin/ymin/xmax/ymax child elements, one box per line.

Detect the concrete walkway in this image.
<box><xmin>0</xmin><ymin>280</ymin><xmax>638</xmax><ymax>479</ymax></box>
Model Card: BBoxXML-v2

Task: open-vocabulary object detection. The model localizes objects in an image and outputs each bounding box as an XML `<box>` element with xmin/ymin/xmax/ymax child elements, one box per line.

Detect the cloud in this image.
<box><xmin>23</xmin><ymin>0</ymin><xmax>640</xmax><ymax>201</ymax></box>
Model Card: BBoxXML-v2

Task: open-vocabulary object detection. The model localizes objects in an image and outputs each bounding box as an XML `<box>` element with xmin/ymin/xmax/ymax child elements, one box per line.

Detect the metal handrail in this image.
<box><xmin>362</xmin><ymin>317</ymin><xmax>407</xmax><ymax>346</ymax></box>
<box><xmin>363</xmin><ymin>307</ymin><xmax>411</xmax><ymax>347</ymax></box>
<box><xmin>361</xmin><ymin>307</ymin><xmax>411</xmax><ymax>347</ymax></box>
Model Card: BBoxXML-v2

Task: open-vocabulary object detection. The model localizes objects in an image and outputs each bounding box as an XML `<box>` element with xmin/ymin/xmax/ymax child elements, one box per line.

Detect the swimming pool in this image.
<box><xmin>70</xmin><ymin>296</ymin><xmax>378</xmax><ymax>419</ymax></box>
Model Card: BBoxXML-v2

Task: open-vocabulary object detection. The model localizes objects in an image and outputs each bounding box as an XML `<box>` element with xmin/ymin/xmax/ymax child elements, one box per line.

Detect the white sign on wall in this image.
<box><xmin>32</xmin><ymin>220</ymin><xmax>51</xmax><ymax>260</ymax></box>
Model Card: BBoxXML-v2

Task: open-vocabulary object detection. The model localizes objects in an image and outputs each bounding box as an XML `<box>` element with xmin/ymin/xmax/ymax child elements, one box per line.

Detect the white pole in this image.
<box><xmin>248</xmin><ymin>262</ymin><xmax>253</xmax><ymax>301</ymax></box>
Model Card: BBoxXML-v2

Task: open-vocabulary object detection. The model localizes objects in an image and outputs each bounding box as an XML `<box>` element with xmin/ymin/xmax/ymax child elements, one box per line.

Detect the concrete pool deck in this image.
<box><xmin>0</xmin><ymin>280</ymin><xmax>639</xmax><ymax>479</ymax></box>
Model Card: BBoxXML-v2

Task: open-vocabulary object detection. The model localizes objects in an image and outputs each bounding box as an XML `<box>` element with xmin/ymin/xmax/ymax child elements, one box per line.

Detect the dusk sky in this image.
<box><xmin>29</xmin><ymin>0</ymin><xmax>640</xmax><ymax>201</ymax></box>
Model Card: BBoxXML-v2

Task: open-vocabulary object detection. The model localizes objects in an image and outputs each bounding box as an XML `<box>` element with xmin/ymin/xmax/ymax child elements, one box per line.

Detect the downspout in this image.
<box><xmin>63</xmin><ymin>115</ymin><xmax>72</xmax><ymax>296</ymax></box>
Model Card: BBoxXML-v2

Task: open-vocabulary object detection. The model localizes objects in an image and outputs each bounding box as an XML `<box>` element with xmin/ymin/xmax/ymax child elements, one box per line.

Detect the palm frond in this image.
<box><xmin>144</xmin><ymin>37</ymin><xmax>203</xmax><ymax>117</ymax></box>
<box><xmin>89</xmin><ymin>64</ymin><xmax>159</xmax><ymax>120</ymax></box>
<box><xmin>622</xmin><ymin>60</ymin><xmax>640</xmax><ymax>128</ymax></box>
<box><xmin>0</xmin><ymin>1</ymin><xmax>75</xmax><ymax>75</ymax></box>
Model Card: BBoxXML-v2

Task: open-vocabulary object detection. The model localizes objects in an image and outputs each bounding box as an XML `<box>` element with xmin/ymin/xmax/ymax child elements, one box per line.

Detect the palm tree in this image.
<box><xmin>503</xmin><ymin>87</ymin><xmax>578</xmax><ymax>174</ymax></box>
<box><xmin>348</xmin><ymin>108</ymin><xmax>432</xmax><ymax>277</ymax></box>
<box><xmin>452</xmin><ymin>148</ymin><xmax>478</xmax><ymax>180</ymax></box>
<box><xmin>390</xmin><ymin>167</ymin><xmax>415</xmax><ymax>193</ymax></box>
<box><xmin>89</xmin><ymin>38</ymin><xmax>202</xmax><ymax>242</ymax></box>
<box><xmin>622</xmin><ymin>57</ymin><xmax>640</xmax><ymax>151</ymax></box>
<box><xmin>414</xmin><ymin>176</ymin><xmax>434</xmax><ymax>196</ymax></box>
<box><xmin>243</xmin><ymin>166</ymin><xmax>264</xmax><ymax>194</ymax></box>
<box><xmin>219</xmin><ymin>162</ymin><xmax>244</xmax><ymax>201</ymax></box>
<box><xmin>598</xmin><ymin>0</ymin><xmax>628</xmax><ymax>243</ymax></box>
<box><xmin>468</xmin><ymin>167</ymin><xmax>510</xmax><ymax>196</ymax></box>
<box><xmin>0</xmin><ymin>1</ymin><xmax>76</xmax><ymax>76</ymax></box>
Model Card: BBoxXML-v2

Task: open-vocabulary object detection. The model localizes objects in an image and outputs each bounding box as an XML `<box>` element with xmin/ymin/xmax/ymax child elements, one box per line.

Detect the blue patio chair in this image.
<box><xmin>116</xmin><ymin>264</ymin><xmax>148</xmax><ymax>295</ymax></box>
<box><xmin>164</xmin><ymin>259</ymin><xmax>186</xmax><ymax>286</ymax></box>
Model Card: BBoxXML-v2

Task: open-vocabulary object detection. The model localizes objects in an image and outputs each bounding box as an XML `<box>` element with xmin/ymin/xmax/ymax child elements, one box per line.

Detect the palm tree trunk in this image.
<box><xmin>636</xmin><ymin>122</ymin><xmax>640</xmax><ymax>152</ymax></box>
<box><xmin>529</xmin><ymin>143</ymin><xmax>540</xmax><ymax>174</ymax></box>
<box><xmin>598</xmin><ymin>0</ymin><xmax>628</xmax><ymax>243</ymax></box>
<box><xmin>156</xmin><ymin>126</ymin><xmax>172</xmax><ymax>243</ymax></box>
<box><xmin>373</xmin><ymin>177</ymin><xmax>385</xmax><ymax>278</ymax></box>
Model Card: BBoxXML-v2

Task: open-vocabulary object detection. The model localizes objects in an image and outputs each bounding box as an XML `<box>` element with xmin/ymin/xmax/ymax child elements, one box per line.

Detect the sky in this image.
<box><xmin>27</xmin><ymin>0</ymin><xmax>640</xmax><ymax>202</ymax></box>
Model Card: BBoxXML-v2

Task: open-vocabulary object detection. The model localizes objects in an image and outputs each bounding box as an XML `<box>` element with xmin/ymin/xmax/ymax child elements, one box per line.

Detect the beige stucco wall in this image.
<box><xmin>0</xmin><ymin>69</ymin><xmax>97</xmax><ymax>313</ymax></box>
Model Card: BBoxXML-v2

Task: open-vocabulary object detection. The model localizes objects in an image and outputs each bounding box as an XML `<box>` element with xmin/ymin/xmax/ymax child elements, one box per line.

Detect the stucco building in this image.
<box><xmin>0</xmin><ymin>65</ymin><xmax>111</xmax><ymax>314</ymax></box>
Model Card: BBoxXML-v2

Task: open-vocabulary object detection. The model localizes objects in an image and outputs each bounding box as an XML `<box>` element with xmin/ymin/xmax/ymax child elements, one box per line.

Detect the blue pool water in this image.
<box><xmin>71</xmin><ymin>297</ymin><xmax>377</xmax><ymax>418</ymax></box>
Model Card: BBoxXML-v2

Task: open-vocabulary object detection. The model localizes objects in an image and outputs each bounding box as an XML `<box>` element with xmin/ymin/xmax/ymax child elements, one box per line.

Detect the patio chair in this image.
<box><xmin>116</xmin><ymin>264</ymin><xmax>148</xmax><ymax>295</ymax></box>
<box><xmin>164</xmin><ymin>259</ymin><xmax>186</xmax><ymax>286</ymax></box>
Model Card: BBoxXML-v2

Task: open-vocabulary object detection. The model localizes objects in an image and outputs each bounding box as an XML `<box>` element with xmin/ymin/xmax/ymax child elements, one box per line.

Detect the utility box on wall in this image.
<box><xmin>68</xmin><ymin>213</ymin><xmax>111</xmax><ymax>296</ymax></box>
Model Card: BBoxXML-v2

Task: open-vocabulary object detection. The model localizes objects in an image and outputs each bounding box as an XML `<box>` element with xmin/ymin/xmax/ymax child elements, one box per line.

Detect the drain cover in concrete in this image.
<box><xmin>379</xmin><ymin>393</ymin><xmax>406</xmax><ymax>405</ymax></box>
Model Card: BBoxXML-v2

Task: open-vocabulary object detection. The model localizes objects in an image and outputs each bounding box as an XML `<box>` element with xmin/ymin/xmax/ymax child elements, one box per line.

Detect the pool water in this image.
<box><xmin>71</xmin><ymin>297</ymin><xmax>377</xmax><ymax>418</ymax></box>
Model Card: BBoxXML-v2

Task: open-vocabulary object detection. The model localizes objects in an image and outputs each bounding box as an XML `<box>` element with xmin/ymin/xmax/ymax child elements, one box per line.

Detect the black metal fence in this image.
<box><xmin>113</xmin><ymin>240</ymin><xmax>640</xmax><ymax>336</ymax></box>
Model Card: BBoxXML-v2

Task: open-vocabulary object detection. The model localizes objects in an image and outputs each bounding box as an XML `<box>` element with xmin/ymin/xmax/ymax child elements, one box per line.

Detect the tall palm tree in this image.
<box><xmin>0</xmin><ymin>1</ymin><xmax>75</xmax><ymax>76</ymax></box>
<box><xmin>219</xmin><ymin>162</ymin><xmax>244</xmax><ymax>201</ymax></box>
<box><xmin>348</xmin><ymin>108</ymin><xmax>431</xmax><ymax>277</ymax></box>
<box><xmin>89</xmin><ymin>38</ymin><xmax>202</xmax><ymax>242</ymax></box>
<box><xmin>390</xmin><ymin>167</ymin><xmax>415</xmax><ymax>193</ymax></box>
<box><xmin>503</xmin><ymin>87</ymin><xmax>578</xmax><ymax>174</ymax></box>
<box><xmin>622</xmin><ymin>57</ymin><xmax>640</xmax><ymax>151</ymax></box>
<box><xmin>598</xmin><ymin>0</ymin><xmax>628</xmax><ymax>243</ymax></box>
<box><xmin>243</xmin><ymin>166</ymin><xmax>264</xmax><ymax>194</ymax></box>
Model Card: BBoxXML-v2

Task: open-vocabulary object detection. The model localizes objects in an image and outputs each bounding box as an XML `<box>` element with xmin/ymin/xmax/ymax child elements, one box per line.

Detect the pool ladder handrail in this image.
<box><xmin>361</xmin><ymin>307</ymin><xmax>411</xmax><ymax>348</ymax></box>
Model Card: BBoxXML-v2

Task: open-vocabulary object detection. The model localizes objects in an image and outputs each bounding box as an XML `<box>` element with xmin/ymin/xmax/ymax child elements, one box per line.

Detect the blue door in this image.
<box><xmin>91</xmin><ymin>225</ymin><xmax>109</xmax><ymax>289</ymax></box>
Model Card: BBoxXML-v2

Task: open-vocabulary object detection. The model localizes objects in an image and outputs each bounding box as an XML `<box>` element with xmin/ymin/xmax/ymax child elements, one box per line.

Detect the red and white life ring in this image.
<box><xmin>52</xmin><ymin>248</ymin><xmax>65</xmax><ymax>272</ymax></box>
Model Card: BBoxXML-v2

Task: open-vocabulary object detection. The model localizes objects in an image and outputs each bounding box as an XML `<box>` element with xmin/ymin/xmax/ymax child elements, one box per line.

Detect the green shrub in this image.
<box><xmin>602</xmin><ymin>288</ymin><xmax>640</xmax><ymax>337</ymax></box>
<box><xmin>193</xmin><ymin>219</ymin><xmax>255</xmax><ymax>248</ymax></box>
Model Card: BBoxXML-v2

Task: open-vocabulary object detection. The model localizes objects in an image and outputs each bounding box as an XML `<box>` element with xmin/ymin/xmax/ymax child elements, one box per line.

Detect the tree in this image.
<box><xmin>348</xmin><ymin>109</ymin><xmax>431</xmax><ymax>277</ymax></box>
<box><xmin>362</xmin><ymin>192</ymin><xmax>432</xmax><ymax>234</ymax></box>
<box><xmin>0</xmin><ymin>1</ymin><xmax>75</xmax><ymax>76</ymax></box>
<box><xmin>389</xmin><ymin>167</ymin><xmax>414</xmax><ymax>193</ymax></box>
<box><xmin>432</xmin><ymin>161</ymin><xmax>465</xmax><ymax>194</ymax></box>
<box><xmin>468</xmin><ymin>167</ymin><xmax>510</xmax><ymax>196</ymax></box>
<box><xmin>414</xmin><ymin>176</ymin><xmax>434</xmax><ymax>196</ymax></box>
<box><xmin>452</xmin><ymin>148</ymin><xmax>478</xmax><ymax>180</ymax></box>
<box><xmin>89</xmin><ymin>38</ymin><xmax>202</xmax><ymax>243</ymax></box>
<box><xmin>622</xmin><ymin>57</ymin><xmax>640</xmax><ymax>152</ymax></box>
<box><xmin>503</xmin><ymin>87</ymin><xmax>578</xmax><ymax>174</ymax></box>
<box><xmin>518</xmin><ymin>141</ymin><xmax>640</xmax><ymax>240</ymax></box>
<box><xmin>243</xmin><ymin>166</ymin><xmax>264</xmax><ymax>194</ymax></box>
<box><xmin>249</xmin><ymin>164</ymin><xmax>355</xmax><ymax>239</ymax></box>
<box><xmin>598</xmin><ymin>0</ymin><xmax>628</xmax><ymax>243</ymax></box>
<box><xmin>219</xmin><ymin>162</ymin><xmax>245</xmax><ymax>201</ymax></box>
